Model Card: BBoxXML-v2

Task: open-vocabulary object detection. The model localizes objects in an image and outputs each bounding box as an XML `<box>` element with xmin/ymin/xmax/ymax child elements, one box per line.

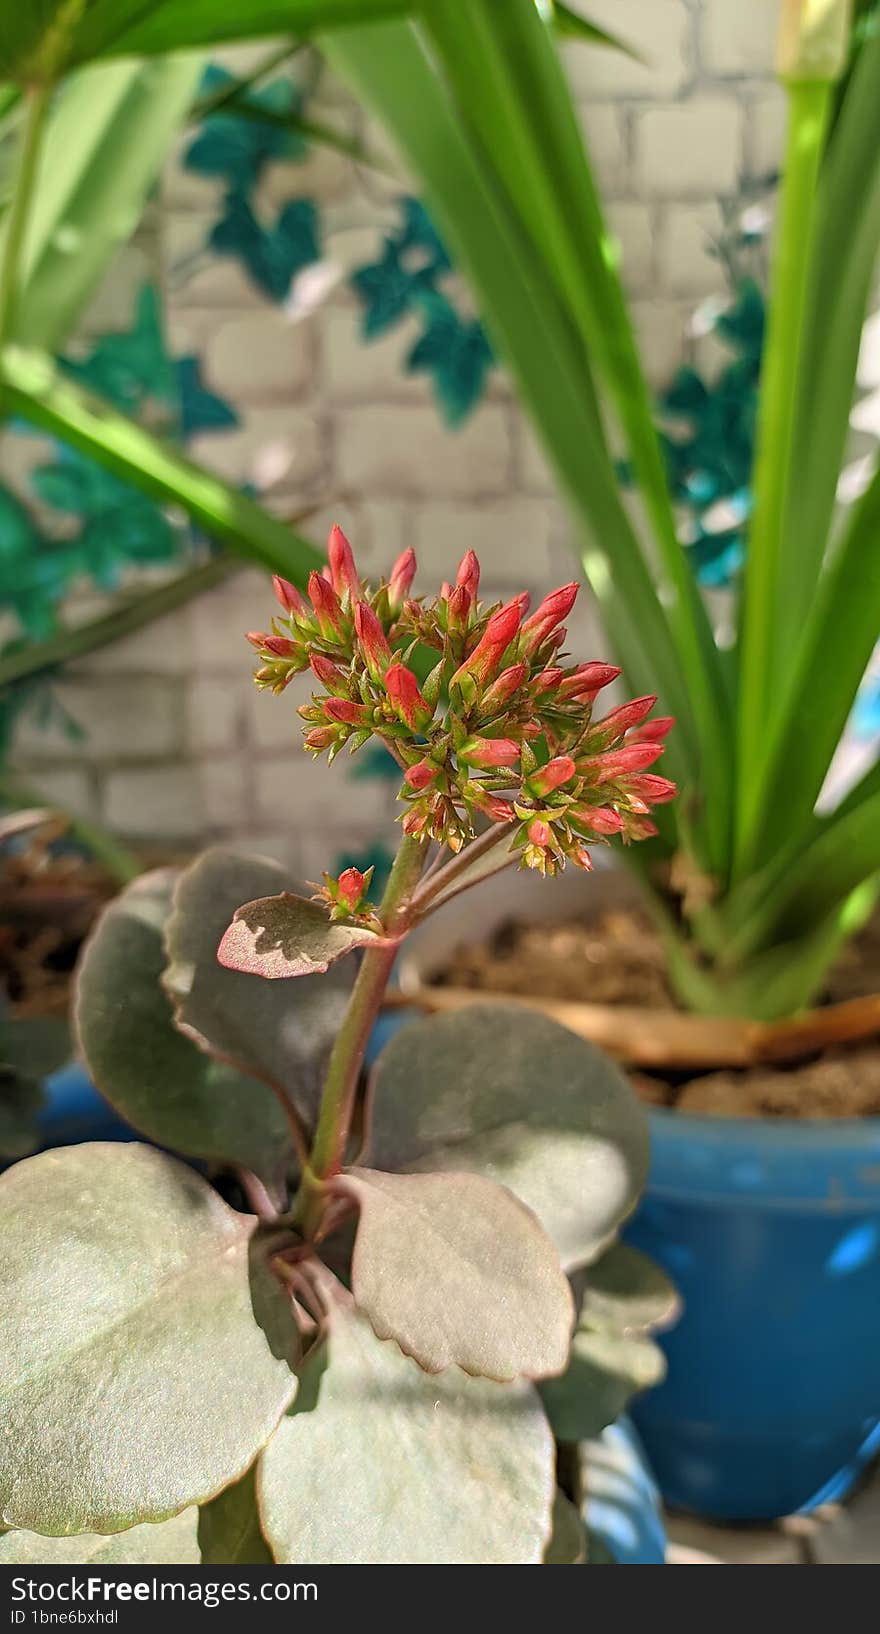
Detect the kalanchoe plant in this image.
<box><xmin>0</xmin><ymin>531</ymin><xmax>675</xmax><ymax>1566</ymax></box>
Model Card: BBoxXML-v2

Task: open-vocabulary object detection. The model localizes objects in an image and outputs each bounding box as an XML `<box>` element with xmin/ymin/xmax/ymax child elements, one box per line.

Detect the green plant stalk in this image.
<box><xmin>298</xmin><ymin>832</ymin><xmax>427</xmax><ymax>1228</ymax></box>
<box><xmin>0</xmin><ymin>345</ymin><xmax>323</xmax><ymax>583</ymax></box>
<box><xmin>0</xmin><ymin>555</ymin><xmax>238</xmax><ymax>690</ymax></box>
<box><xmin>0</xmin><ymin>82</ymin><xmax>52</xmax><ymax>359</ymax></box>
<box><xmin>736</xmin><ymin>76</ymin><xmax>832</xmax><ymax>858</ymax></box>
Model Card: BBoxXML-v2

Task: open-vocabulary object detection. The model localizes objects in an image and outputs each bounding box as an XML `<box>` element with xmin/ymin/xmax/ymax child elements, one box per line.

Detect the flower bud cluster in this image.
<box><xmin>247</xmin><ymin>527</ymin><xmax>676</xmax><ymax>873</ymax></box>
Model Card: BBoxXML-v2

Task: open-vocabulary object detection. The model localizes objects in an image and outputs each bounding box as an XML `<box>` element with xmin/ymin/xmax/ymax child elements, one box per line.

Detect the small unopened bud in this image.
<box><xmin>459</xmin><ymin>736</ymin><xmax>520</xmax><ymax>769</ymax></box>
<box><xmin>520</xmin><ymin>582</ymin><xmax>579</xmax><ymax>653</ymax></box>
<box><xmin>304</xmin><ymin>726</ymin><xmax>337</xmax><ymax>751</ymax></box>
<box><xmin>309</xmin><ymin>652</ymin><xmax>346</xmax><ymax>688</ymax></box>
<box><xmin>326</xmin><ymin>698</ymin><xmax>369</xmax><ymax>727</ymax></box>
<box><xmin>481</xmin><ymin>664</ymin><xmax>528</xmax><ymax>714</ymax></box>
<box><xmin>559</xmin><ymin>662</ymin><xmax>621</xmax><ymax>700</ymax></box>
<box><xmin>385</xmin><ymin>662</ymin><xmax>432</xmax><ymax>731</ymax></box>
<box><xmin>327</xmin><ymin>524</ymin><xmax>360</xmax><ymax>598</ymax></box>
<box><xmin>455</xmin><ymin>548</ymin><xmax>480</xmax><ymax>600</ymax></box>
<box><xmin>354</xmin><ymin>601</ymin><xmax>391</xmax><ymax>681</ymax></box>
<box><xmin>631</xmin><ymin>715</ymin><xmax>675</xmax><ymax>743</ymax></box>
<box><xmin>272</xmin><ymin>575</ymin><xmax>308</xmax><ymax>617</ymax></box>
<box><xmin>450</xmin><ymin>600</ymin><xmax>522</xmax><ymax>689</ymax></box>
<box><xmin>308</xmin><ymin>571</ymin><xmax>345</xmax><ymax>639</ymax></box>
<box><xmin>581</xmin><ymin>743</ymin><xmax>665</xmax><ymax>779</ymax></box>
<box><xmin>337</xmin><ymin>866</ymin><xmax>372</xmax><ymax>912</ymax></box>
<box><xmin>260</xmin><ymin>635</ymin><xmax>297</xmax><ymax>659</ymax></box>
<box><xmin>527</xmin><ymin>818</ymin><xmax>553</xmax><ymax>847</ymax></box>
<box><xmin>528</xmin><ymin>755</ymin><xmax>576</xmax><ymax>797</ymax></box>
<box><xmin>627</xmin><ymin>773</ymin><xmax>677</xmax><ymax>805</ymax></box>
<box><xmin>404</xmin><ymin>759</ymin><xmax>439</xmax><ymax>791</ymax></box>
<box><xmin>573</xmin><ymin>805</ymin><xmax>625</xmax><ymax>835</ymax></box>
<box><xmin>594</xmin><ymin>695</ymin><xmax>658</xmax><ymax>741</ymax></box>
<box><xmin>388</xmin><ymin>547</ymin><xmax>417</xmax><ymax>610</ymax></box>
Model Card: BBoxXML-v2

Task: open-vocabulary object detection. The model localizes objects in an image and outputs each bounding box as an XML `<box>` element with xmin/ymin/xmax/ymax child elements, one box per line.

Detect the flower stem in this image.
<box><xmin>296</xmin><ymin>832</ymin><xmax>428</xmax><ymax>1233</ymax></box>
<box><xmin>411</xmin><ymin>820</ymin><xmax>513</xmax><ymax>915</ymax></box>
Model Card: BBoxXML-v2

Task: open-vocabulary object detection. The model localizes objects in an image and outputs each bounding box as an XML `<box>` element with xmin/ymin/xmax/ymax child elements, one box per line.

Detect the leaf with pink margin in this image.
<box><xmin>218</xmin><ymin>891</ymin><xmax>381</xmax><ymax>979</ymax></box>
<box><xmin>342</xmin><ymin>1166</ymin><xmax>573</xmax><ymax>1381</ymax></box>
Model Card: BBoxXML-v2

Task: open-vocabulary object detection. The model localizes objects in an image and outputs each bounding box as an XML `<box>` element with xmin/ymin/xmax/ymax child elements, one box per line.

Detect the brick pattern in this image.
<box><xmin>8</xmin><ymin>2</ymin><xmax>783</xmax><ymax>877</ymax></box>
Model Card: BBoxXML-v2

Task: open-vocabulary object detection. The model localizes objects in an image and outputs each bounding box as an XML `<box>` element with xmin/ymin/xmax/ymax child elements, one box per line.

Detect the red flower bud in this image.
<box><xmin>459</xmin><ymin>736</ymin><xmax>520</xmax><ymax>769</ymax></box>
<box><xmin>385</xmin><ymin>662</ymin><xmax>431</xmax><ymax>731</ymax></box>
<box><xmin>272</xmin><ymin>576</ymin><xmax>308</xmax><ymax>617</ymax></box>
<box><xmin>336</xmin><ymin>866</ymin><xmax>369</xmax><ymax>911</ymax></box>
<box><xmin>476</xmin><ymin>794</ymin><xmax>514</xmax><ymax>823</ymax></box>
<box><xmin>631</xmin><ymin>715</ymin><xmax>675</xmax><ymax>743</ymax></box>
<box><xmin>455</xmin><ymin>549</ymin><xmax>480</xmax><ymax>600</ymax></box>
<box><xmin>626</xmin><ymin>773</ymin><xmax>677</xmax><ymax>805</ymax></box>
<box><xmin>451</xmin><ymin>600</ymin><xmax>522</xmax><ymax>689</ymax></box>
<box><xmin>527</xmin><ymin>818</ymin><xmax>553</xmax><ymax>847</ymax></box>
<box><xmin>573</xmin><ymin>805</ymin><xmax>625</xmax><ymax>835</ymax></box>
<box><xmin>308</xmin><ymin>570</ymin><xmax>345</xmax><ymax>639</ymax></box>
<box><xmin>594</xmin><ymin>695</ymin><xmax>657</xmax><ymax>740</ymax></box>
<box><xmin>304</xmin><ymin>726</ymin><xmax>336</xmax><ymax>750</ymax></box>
<box><xmin>559</xmin><ymin>662</ymin><xmax>620</xmax><ymax>700</ymax></box>
<box><xmin>326</xmin><ymin>698</ymin><xmax>369</xmax><ymax>727</ymax></box>
<box><xmin>388</xmin><ymin>547</ymin><xmax>417</xmax><ymax>609</ymax></box>
<box><xmin>404</xmin><ymin>759</ymin><xmax>439</xmax><ymax>791</ymax></box>
<box><xmin>446</xmin><ymin>584</ymin><xmax>472</xmax><ymax>631</ymax></box>
<box><xmin>528</xmin><ymin>755</ymin><xmax>576</xmax><ymax>797</ymax></box>
<box><xmin>258</xmin><ymin>635</ymin><xmax>297</xmax><ymax>658</ymax></box>
<box><xmin>354</xmin><ymin>601</ymin><xmax>391</xmax><ymax>680</ymax></box>
<box><xmin>520</xmin><ymin>582</ymin><xmax>579</xmax><ymax>653</ymax></box>
<box><xmin>309</xmin><ymin>652</ymin><xmax>346</xmax><ymax>688</ymax></box>
<box><xmin>532</xmin><ymin>667</ymin><xmax>564</xmax><ymax>696</ymax></box>
<box><xmin>581</xmin><ymin>743</ymin><xmax>665</xmax><ymax>780</ymax></box>
<box><xmin>481</xmin><ymin>663</ymin><xmax>528</xmax><ymax>713</ymax></box>
<box><xmin>572</xmin><ymin>842</ymin><xmax>594</xmax><ymax>871</ymax></box>
<box><xmin>246</xmin><ymin>630</ymin><xmax>269</xmax><ymax>649</ymax></box>
<box><xmin>327</xmin><ymin>524</ymin><xmax>360</xmax><ymax>598</ymax></box>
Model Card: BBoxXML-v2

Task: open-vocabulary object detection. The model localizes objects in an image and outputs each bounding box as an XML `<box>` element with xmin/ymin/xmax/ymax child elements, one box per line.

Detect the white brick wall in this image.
<box><xmin>8</xmin><ymin>4</ymin><xmax>785</xmax><ymax>873</ymax></box>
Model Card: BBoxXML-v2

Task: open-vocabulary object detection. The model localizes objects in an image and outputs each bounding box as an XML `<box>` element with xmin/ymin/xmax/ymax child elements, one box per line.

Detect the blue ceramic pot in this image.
<box><xmin>624</xmin><ymin>1108</ymin><xmax>880</xmax><ymax>1521</ymax></box>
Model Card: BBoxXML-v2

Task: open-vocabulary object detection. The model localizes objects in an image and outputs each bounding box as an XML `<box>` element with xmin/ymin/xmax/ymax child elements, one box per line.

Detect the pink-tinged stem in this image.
<box><xmin>411</xmin><ymin>821</ymin><xmax>514</xmax><ymax>915</ymax></box>
<box><xmin>296</xmin><ymin>832</ymin><xmax>428</xmax><ymax>1234</ymax></box>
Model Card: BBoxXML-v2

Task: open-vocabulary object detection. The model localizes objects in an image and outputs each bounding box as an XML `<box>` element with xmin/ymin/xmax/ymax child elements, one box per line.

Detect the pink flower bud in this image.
<box><xmin>272</xmin><ymin>575</ymin><xmax>308</xmax><ymax>617</ymax></box>
<box><xmin>532</xmin><ymin>667</ymin><xmax>564</xmax><ymax>696</ymax></box>
<box><xmin>446</xmin><ymin>584</ymin><xmax>472</xmax><ymax>631</ymax></box>
<box><xmin>559</xmin><ymin>662</ymin><xmax>621</xmax><ymax>699</ymax></box>
<box><xmin>246</xmin><ymin>630</ymin><xmax>269</xmax><ymax>649</ymax></box>
<box><xmin>514</xmin><ymin>591</ymin><xmax>532</xmax><ymax>617</ymax></box>
<box><xmin>260</xmin><ymin>635</ymin><xmax>297</xmax><ymax>658</ymax></box>
<box><xmin>455</xmin><ymin>549</ymin><xmax>480</xmax><ymax>600</ymax></box>
<box><xmin>627</xmin><ymin>773</ymin><xmax>677</xmax><ymax>805</ymax></box>
<box><xmin>481</xmin><ymin>663</ymin><xmax>528</xmax><ymax>713</ymax></box>
<box><xmin>451</xmin><ymin>600</ymin><xmax>522</xmax><ymax>688</ymax></box>
<box><xmin>476</xmin><ymin>793</ymin><xmax>514</xmax><ymax>823</ymax></box>
<box><xmin>460</xmin><ymin>736</ymin><xmax>520</xmax><ymax>768</ymax></box>
<box><xmin>573</xmin><ymin>805</ymin><xmax>625</xmax><ymax>835</ymax></box>
<box><xmin>388</xmin><ymin>547</ymin><xmax>417</xmax><ymax>609</ymax></box>
<box><xmin>571</xmin><ymin>842</ymin><xmax>594</xmax><ymax>871</ymax></box>
<box><xmin>527</xmin><ymin>818</ymin><xmax>553</xmax><ymax>847</ymax></box>
<box><xmin>309</xmin><ymin>652</ymin><xmax>345</xmax><ymax>688</ymax></box>
<box><xmin>304</xmin><ymin>726</ymin><xmax>336</xmax><ymax>750</ymax></box>
<box><xmin>385</xmin><ymin>662</ymin><xmax>431</xmax><ymax>731</ymax></box>
<box><xmin>308</xmin><ymin>570</ymin><xmax>345</xmax><ymax>639</ymax></box>
<box><xmin>354</xmin><ymin>601</ymin><xmax>391</xmax><ymax>680</ymax></box>
<box><xmin>404</xmin><ymin>759</ymin><xmax>439</xmax><ymax>791</ymax></box>
<box><xmin>327</xmin><ymin>524</ymin><xmax>360</xmax><ymax>597</ymax></box>
<box><xmin>631</xmin><ymin>715</ymin><xmax>675</xmax><ymax>743</ymax></box>
<box><xmin>529</xmin><ymin>755</ymin><xmax>576</xmax><ymax>797</ymax></box>
<box><xmin>520</xmin><ymin>582</ymin><xmax>579</xmax><ymax>653</ymax></box>
<box><xmin>594</xmin><ymin>695</ymin><xmax>657</xmax><ymax>740</ymax></box>
<box><xmin>336</xmin><ymin>866</ymin><xmax>369</xmax><ymax>912</ymax></box>
<box><xmin>581</xmin><ymin>743</ymin><xmax>665</xmax><ymax>779</ymax></box>
<box><xmin>326</xmin><ymin>698</ymin><xmax>369</xmax><ymax>727</ymax></box>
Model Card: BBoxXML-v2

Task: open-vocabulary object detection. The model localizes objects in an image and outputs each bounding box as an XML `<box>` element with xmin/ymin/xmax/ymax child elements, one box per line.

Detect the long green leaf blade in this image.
<box><xmin>0</xmin><ymin>345</ymin><xmax>323</xmax><ymax>582</ymax></box>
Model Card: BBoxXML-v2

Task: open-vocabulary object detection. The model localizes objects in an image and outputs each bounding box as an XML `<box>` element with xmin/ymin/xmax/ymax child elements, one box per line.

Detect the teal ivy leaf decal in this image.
<box><xmin>397</xmin><ymin>197</ymin><xmax>452</xmax><ymax>276</ymax></box>
<box><xmin>210</xmin><ymin>194</ymin><xmax>320</xmax><ymax>301</ymax></box>
<box><xmin>62</xmin><ymin>286</ymin><xmax>177</xmax><ymax>415</ymax></box>
<box><xmin>184</xmin><ymin>67</ymin><xmax>305</xmax><ymax>190</ymax></box>
<box><xmin>350</xmin><ymin>743</ymin><xmax>401</xmax><ymax>784</ymax></box>
<box><xmin>176</xmin><ymin>357</ymin><xmax>238</xmax><ymax>439</ymax></box>
<box><xmin>351</xmin><ymin>238</ymin><xmax>428</xmax><ymax>339</ymax></box>
<box><xmin>407</xmin><ymin>292</ymin><xmax>494</xmax><ymax>427</ymax></box>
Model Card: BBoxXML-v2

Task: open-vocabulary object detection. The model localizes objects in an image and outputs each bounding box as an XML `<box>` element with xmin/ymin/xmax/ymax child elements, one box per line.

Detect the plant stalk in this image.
<box><xmin>0</xmin><ymin>81</ymin><xmax>52</xmax><ymax>366</ymax></box>
<box><xmin>296</xmin><ymin>832</ymin><xmax>428</xmax><ymax>1231</ymax></box>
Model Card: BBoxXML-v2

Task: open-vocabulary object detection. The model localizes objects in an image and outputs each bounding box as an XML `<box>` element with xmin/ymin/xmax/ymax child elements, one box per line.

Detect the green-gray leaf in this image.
<box><xmin>75</xmin><ymin>869</ymin><xmax>292</xmax><ymax>1179</ymax></box>
<box><xmin>579</xmin><ymin>1242</ymin><xmax>680</xmax><ymax>1336</ymax></box>
<box><xmin>258</xmin><ymin>1299</ymin><xmax>555</xmax><ymax>1565</ymax></box>
<box><xmin>0</xmin><ymin>1016</ymin><xmax>70</xmax><ymax>1080</ymax></box>
<box><xmin>218</xmin><ymin>890</ymin><xmax>380</xmax><ymax>978</ymax></box>
<box><xmin>0</xmin><ymin>1143</ymin><xmax>300</xmax><ymax>1536</ymax></box>
<box><xmin>367</xmin><ymin>1004</ymin><xmax>648</xmax><ymax>1269</ymax></box>
<box><xmin>163</xmin><ymin>849</ymin><xmax>352</xmax><ymax>1133</ymax></box>
<box><xmin>0</xmin><ymin>1068</ymin><xmax>43</xmax><ymax>1160</ymax></box>
<box><xmin>538</xmin><ymin>1244</ymin><xmax>674</xmax><ymax>1443</ymax></box>
<box><xmin>544</xmin><ymin>1489</ymin><xmax>587</xmax><ymax>1564</ymax></box>
<box><xmin>344</xmin><ymin>1166</ymin><xmax>573</xmax><ymax>1380</ymax></box>
<box><xmin>0</xmin><ymin>1510</ymin><xmax>199</xmax><ymax>1564</ymax></box>
<box><xmin>198</xmin><ymin>1467</ymin><xmax>272</xmax><ymax>1565</ymax></box>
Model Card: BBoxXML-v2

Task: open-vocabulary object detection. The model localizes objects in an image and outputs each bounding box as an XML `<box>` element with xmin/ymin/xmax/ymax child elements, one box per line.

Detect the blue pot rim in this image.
<box><xmin>645</xmin><ymin>1106</ymin><xmax>880</xmax><ymax>1212</ymax></box>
